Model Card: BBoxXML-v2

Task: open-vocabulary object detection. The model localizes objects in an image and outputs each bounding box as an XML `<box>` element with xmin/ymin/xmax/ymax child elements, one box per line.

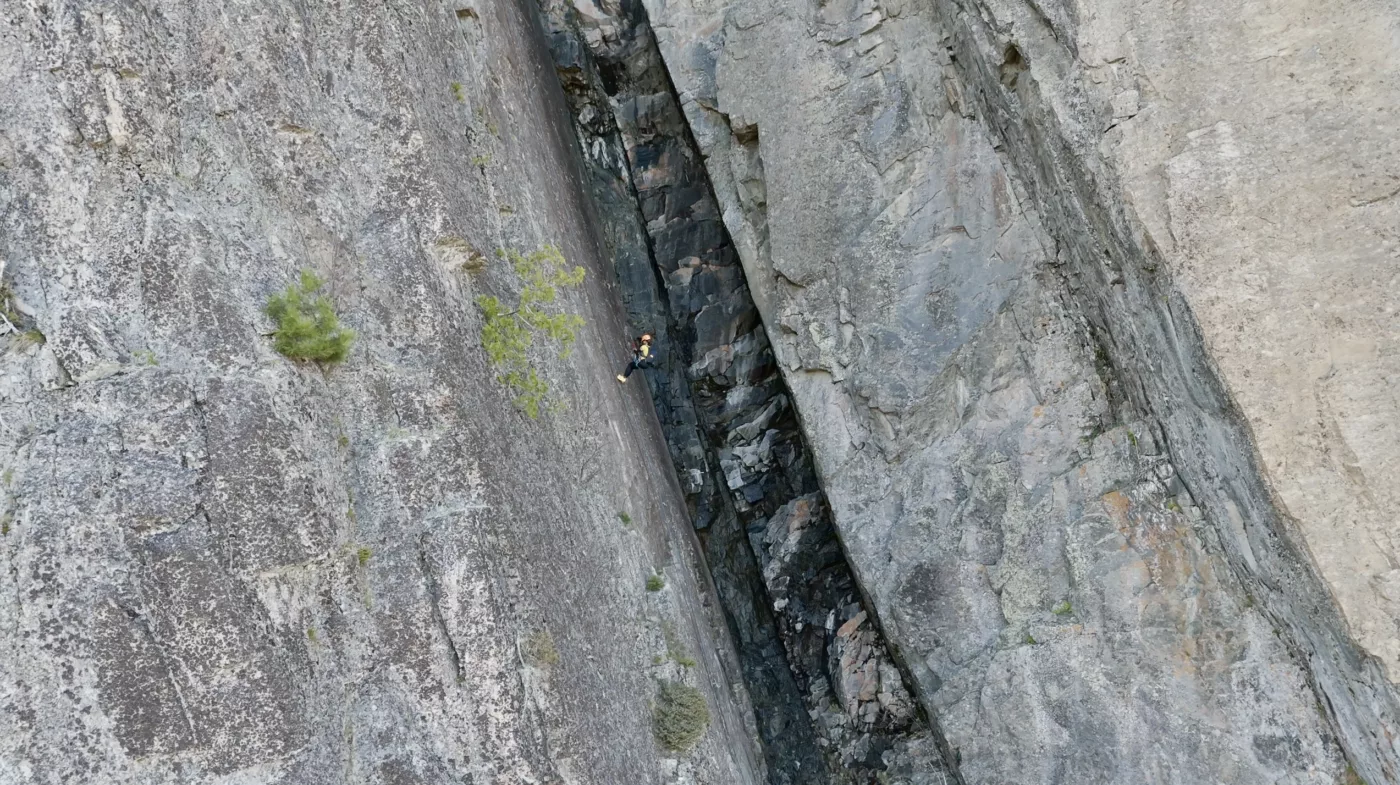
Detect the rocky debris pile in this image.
<box><xmin>751</xmin><ymin>495</ymin><xmax>929</xmax><ymax>774</ymax></box>
<box><xmin>832</xmin><ymin>612</ymin><xmax>916</xmax><ymax>730</ymax></box>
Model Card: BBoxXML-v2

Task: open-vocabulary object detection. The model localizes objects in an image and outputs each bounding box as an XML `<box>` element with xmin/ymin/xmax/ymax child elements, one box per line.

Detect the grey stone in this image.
<box><xmin>0</xmin><ymin>1</ymin><xmax>765</xmax><ymax>783</ymax></box>
<box><xmin>10</xmin><ymin>0</ymin><xmax>1396</xmax><ymax>783</ymax></box>
<box><xmin>639</xmin><ymin>0</ymin><xmax>1384</xmax><ymax>781</ymax></box>
<box><xmin>535</xmin><ymin>2</ymin><xmax>952</xmax><ymax>782</ymax></box>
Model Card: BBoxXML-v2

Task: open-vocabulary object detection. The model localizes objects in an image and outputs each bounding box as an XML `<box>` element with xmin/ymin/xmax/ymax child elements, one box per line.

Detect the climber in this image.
<box><xmin>617</xmin><ymin>333</ymin><xmax>655</xmax><ymax>383</ymax></box>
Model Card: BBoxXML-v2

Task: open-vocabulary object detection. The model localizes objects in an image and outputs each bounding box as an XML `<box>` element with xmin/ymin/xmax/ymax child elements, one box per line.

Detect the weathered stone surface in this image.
<box><xmin>535</xmin><ymin>2</ymin><xmax>951</xmax><ymax>782</ymax></box>
<box><xmin>923</xmin><ymin>3</ymin><xmax>1400</xmax><ymax>781</ymax></box>
<box><xmin>8</xmin><ymin>0</ymin><xmax>1398</xmax><ymax>781</ymax></box>
<box><xmin>640</xmin><ymin>0</ymin><xmax>1383</xmax><ymax>781</ymax></box>
<box><xmin>0</xmin><ymin>1</ymin><xmax>764</xmax><ymax>782</ymax></box>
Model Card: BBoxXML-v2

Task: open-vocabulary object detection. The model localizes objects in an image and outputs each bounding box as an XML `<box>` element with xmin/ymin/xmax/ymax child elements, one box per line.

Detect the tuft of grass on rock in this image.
<box><xmin>1343</xmin><ymin>764</ymin><xmax>1369</xmax><ymax>785</ymax></box>
<box><xmin>265</xmin><ymin>270</ymin><xmax>355</xmax><ymax>363</ymax></box>
<box><xmin>522</xmin><ymin>630</ymin><xmax>561</xmax><ymax>667</ymax></box>
<box><xmin>356</xmin><ymin>547</ymin><xmax>372</xmax><ymax>567</ymax></box>
<box><xmin>0</xmin><ymin>285</ymin><xmax>22</xmax><ymax>325</ymax></box>
<box><xmin>662</xmin><ymin>621</ymin><xmax>695</xmax><ymax>668</ymax></box>
<box><xmin>646</xmin><ymin>573</ymin><xmax>665</xmax><ymax>592</ymax></box>
<box><xmin>1051</xmin><ymin>600</ymin><xmax>1073</xmax><ymax>616</ymax></box>
<box><xmin>652</xmin><ymin>680</ymin><xmax>711</xmax><ymax>752</ymax></box>
<box><xmin>13</xmin><ymin>329</ymin><xmax>44</xmax><ymax>350</ymax></box>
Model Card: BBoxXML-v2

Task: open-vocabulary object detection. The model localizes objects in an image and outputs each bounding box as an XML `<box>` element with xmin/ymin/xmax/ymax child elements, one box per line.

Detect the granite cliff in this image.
<box><xmin>0</xmin><ymin>2</ymin><xmax>763</xmax><ymax>783</ymax></box>
<box><xmin>633</xmin><ymin>0</ymin><xmax>1400</xmax><ymax>782</ymax></box>
<box><xmin>2</xmin><ymin>0</ymin><xmax>1397</xmax><ymax>784</ymax></box>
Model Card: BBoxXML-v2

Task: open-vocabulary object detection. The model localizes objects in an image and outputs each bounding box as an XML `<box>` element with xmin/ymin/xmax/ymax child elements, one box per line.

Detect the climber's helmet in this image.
<box><xmin>641</xmin><ymin>334</ymin><xmax>653</xmax><ymax>342</ymax></box>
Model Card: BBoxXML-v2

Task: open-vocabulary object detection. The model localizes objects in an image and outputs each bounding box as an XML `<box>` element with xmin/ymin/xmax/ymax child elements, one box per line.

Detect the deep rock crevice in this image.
<box><xmin>613</xmin><ymin>1</ymin><xmax>1387</xmax><ymax>782</ymax></box>
<box><xmin>534</xmin><ymin>1</ymin><xmax>955</xmax><ymax>782</ymax></box>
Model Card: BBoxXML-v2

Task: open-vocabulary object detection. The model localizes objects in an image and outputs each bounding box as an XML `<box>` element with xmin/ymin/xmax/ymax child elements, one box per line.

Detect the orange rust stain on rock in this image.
<box><xmin>837</xmin><ymin>610</ymin><xmax>868</xmax><ymax>639</ymax></box>
<box><xmin>1103</xmin><ymin>490</ymin><xmax>1133</xmax><ymax>525</ymax></box>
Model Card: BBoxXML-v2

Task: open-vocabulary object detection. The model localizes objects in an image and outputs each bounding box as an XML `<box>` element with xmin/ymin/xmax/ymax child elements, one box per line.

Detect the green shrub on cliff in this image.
<box><xmin>477</xmin><ymin>245</ymin><xmax>586</xmax><ymax>418</ymax></box>
<box><xmin>653</xmin><ymin>680</ymin><xmax>710</xmax><ymax>752</ymax></box>
<box><xmin>265</xmin><ymin>270</ymin><xmax>355</xmax><ymax>363</ymax></box>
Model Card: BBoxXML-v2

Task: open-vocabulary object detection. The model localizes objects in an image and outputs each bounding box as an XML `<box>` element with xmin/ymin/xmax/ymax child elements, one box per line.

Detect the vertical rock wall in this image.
<box><xmin>5</xmin><ymin>0</ymin><xmax>1396</xmax><ymax>782</ymax></box>
<box><xmin>534</xmin><ymin>1</ymin><xmax>952</xmax><ymax>782</ymax></box>
<box><xmin>923</xmin><ymin>3</ymin><xmax>1400</xmax><ymax>781</ymax></box>
<box><xmin>637</xmin><ymin>0</ymin><xmax>1393</xmax><ymax>781</ymax></box>
<box><xmin>0</xmin><ymin>1</ymin><xmax>764</xmax><ymax>783</ymax></box>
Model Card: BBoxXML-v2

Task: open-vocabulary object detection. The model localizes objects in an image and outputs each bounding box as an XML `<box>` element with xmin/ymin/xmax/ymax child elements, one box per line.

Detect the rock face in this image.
<box><xmin>535</xmin><ymin>1</ymin><xmax>950</xmax><ymax>781</ymax></box>
<box><xmin>0</xmin><ymin>1</ymin><xmax>766</xmax><ymax>783</ymax></box>
<box><xmin>926</xmin><ymin>6</ymin><xmax>1400</xmax><ymax>782</ymax></box>
<box><xmin>640</xmin><ymin>0</ymin><xmax>1398</xmax><ymax>782</ymax></box>
<box><xmin>6</xmin><ymin>0</ymin><xmax>1399</xmax><ymax>783</ymax></box>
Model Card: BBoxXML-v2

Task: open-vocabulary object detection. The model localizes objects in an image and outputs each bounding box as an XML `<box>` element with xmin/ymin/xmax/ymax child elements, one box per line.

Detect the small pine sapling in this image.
<box><xmin>476</xmin><ymin>245</ymin><xmax>586</xmax><ymax>418</ymax></box>
<box><xmin>265</xmin><ymin>270</ymin><xmax>355</xmax><ymax>363</ymax></box>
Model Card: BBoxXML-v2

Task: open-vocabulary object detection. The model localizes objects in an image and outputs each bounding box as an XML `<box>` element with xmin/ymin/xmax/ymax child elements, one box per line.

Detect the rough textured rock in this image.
<box><xmin>926</xmin><ymin>3</ymin><xmax>1400</xmax><ymax>781</ymax></box>
<box><xmin>0</xmin><ymin>1</ymin><xmax>766</xmax><ymax>783</ymax></box>
<box><xmin>7</xmin><ymin>0</ymin><xmax>1398</xmax><ymax>782</ymax></box>
<box><xmin>639</xmin><ymin>0</ymin><xmax>1390</xmax><ymax>781</ymax></box>
<box><xmin>534</xmin><ymin>1</ymin><xmax>950</xmax><ymax>782</ymax></box>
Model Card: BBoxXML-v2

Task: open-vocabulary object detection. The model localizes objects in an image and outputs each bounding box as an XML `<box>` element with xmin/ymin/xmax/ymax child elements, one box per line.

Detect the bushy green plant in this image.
<box><xmin>0</xmin><ymin>285</ymin><xmax>21</xmax><ymax>326</ymax></box>
<box><xmin>653</xmin><ymin>681</ymin><xmax>710</xmax><ymax>752</ymax></box>
<box><xmin>476</xmin><ymin>245</ymin><xmax>586</xmax><ymax>418</ymax></box>
<box><xmin>265</xmin><ymin>270</ymin><xmax>355</xmax><ymax>363</ymax></box>
<box><xmin>646</xmin><ymin>574</ymin><xmax>665</xmax><ymax>592</ymax></box>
